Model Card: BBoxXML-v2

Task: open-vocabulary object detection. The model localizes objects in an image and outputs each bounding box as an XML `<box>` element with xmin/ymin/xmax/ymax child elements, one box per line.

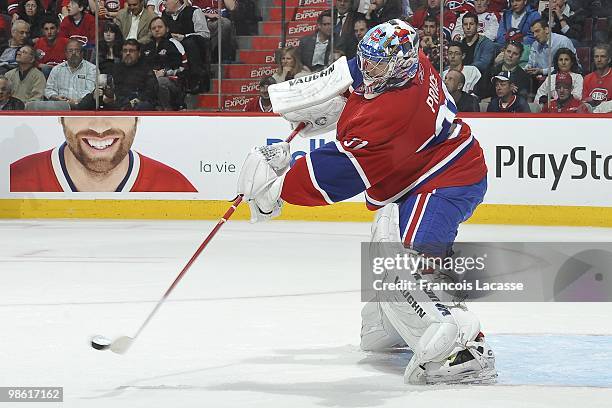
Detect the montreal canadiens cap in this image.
<box><xmin>555</xmin><ymin>72</ymin><xmax>573</xmax><ymax>88</ymax></box>
<box><xmin>491</xmin><ymin>71</ymin><xmax>512</xmax><ymax>83</ymax></box>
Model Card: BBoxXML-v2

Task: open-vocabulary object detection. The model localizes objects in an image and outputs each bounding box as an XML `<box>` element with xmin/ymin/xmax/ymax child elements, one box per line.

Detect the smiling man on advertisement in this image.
<box><xmin>10</xmin><ymin>116</ymin><xmax>197</xmax><ymax>192</ymax></box>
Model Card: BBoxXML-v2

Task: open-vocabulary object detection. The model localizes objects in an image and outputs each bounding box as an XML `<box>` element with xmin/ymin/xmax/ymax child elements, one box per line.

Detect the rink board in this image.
<box><xmin>0</xmin><ymin>113</ymin><xmax>611</xmax><ymax>226</ymax></box>
<box><xmin>2</xmin><ymin>199</ymin><xmax>612</xmax><ymax>227</ymax></box>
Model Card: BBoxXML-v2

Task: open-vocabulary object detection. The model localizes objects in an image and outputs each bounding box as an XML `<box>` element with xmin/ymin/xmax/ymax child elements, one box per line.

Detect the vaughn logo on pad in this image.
<box><xmin>288</xmin><ymin>64</ymin><xmax>336</xmax><ymax>86</ymax></box>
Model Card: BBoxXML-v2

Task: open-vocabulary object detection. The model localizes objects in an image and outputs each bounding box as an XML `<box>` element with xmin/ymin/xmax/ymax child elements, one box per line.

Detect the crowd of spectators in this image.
<box><xmin>0</xmin><ymin>0</ymin><xmax>260</xmax><ymax>110</ymax></box>
<box><xmin>255</xmin><ymin>0</ymin><xmax>611</xmax><ymax>114</ymax></box>
<box><xmin>1</xmin><ymin>0</ymin><xmax>611</xmax><ymax>113</ymax></box>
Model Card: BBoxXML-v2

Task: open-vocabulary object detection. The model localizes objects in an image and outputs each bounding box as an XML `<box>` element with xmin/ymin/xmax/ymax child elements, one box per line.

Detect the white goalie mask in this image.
<box><xmin>356</xmin><ymin>19</ymin><xmax>420</xmax><ymax>99</ymax></box>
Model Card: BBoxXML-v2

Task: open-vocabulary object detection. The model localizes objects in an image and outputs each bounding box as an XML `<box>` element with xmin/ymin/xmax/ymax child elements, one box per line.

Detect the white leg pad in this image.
<box><xmin>364</xmin><ymin>202</ymin><xmax>489</xmax><ymax>384</ymax></box>
<box><xmin>360</xmin><ymin>301</ymin><xmax>405</xmax><ymax>351</ymax></box>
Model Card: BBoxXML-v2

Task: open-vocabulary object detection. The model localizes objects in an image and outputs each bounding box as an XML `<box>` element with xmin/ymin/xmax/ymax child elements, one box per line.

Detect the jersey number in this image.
<box><xmin>343</xmin><ymin>138</ymin><xmax>369</xmax><ymax>150</ymax></box>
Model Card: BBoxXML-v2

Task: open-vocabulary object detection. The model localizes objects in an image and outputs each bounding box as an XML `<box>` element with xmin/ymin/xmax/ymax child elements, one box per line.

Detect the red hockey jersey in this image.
<box><xmin>59</xmin><ymin>13</ymin><xmax>97</xmax><ymax>45</ymax></box>
<box><xmin>582</xmin><ymin>68</ymin><xmax>612</xmax><ymax>104</ymax></box>
<box><xmin>10</xmin><ymin>144</ymin><xmax>197</xmax><ymax>192</ymax></box>
<box><xmin>281</xmin><ymin>53</ymin><xmax>487</xmax><ymax>210</ymax></box>
<box><xmin>243</xmin><ymin>97</ymin><xmax>272</xmax><ymax>113</ymax></box>
<box><xmin>35</xmin><ymin>36</ymin><xmax>70</xmax><ymax>66</ymax></box>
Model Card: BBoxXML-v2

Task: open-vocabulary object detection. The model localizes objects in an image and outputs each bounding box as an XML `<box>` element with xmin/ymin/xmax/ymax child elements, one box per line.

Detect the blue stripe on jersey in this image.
<box><xmin>310</xmin><ymin>141</ymin><xmax>367</xmax><ymax>202</ymax></box>
<box><xmin>446</xmin><ymin>92</ymin><xmax>458</xmax><ymax>114</ymax></box>
<box><xmin>425</xmin><ymin>118</ymin><xmax>453</xmax><ymax>150</ymax></box>
<box><xmin>348</xmin><ymin>57</ymin><xmax>363</xmax><ymax>89</ymax></box>
<box><xmin>418</xmin><ymin>98</ymin><xmax>459</xmax><ymax>152</ymax></box>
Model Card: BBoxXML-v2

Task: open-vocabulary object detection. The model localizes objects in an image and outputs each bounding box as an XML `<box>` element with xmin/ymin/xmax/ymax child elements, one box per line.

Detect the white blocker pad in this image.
<box><xmin>268</xmin><ymin>56</ymin><xmax>354</xmax><ymax>114</ymax></box>
<box><xmin>282</xmin><ymin>95</ymin><xmax>347</xmax><ymax>138</ymax></box>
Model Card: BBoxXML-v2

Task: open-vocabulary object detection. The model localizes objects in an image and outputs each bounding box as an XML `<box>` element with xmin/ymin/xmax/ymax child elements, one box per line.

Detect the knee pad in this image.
<box><xmin>378</xmin><ymin>300</ymin><xmax>459</xmax><ymax>360</ymax></box>
<box><xmin>450</xmin><ymin>307</ymin><xmax>481</xmax><ymax>345</ymax></box>
<box><xmin>371</xmin><ymin>203</ymin><xmax>401</xmax><ymax>244</ymax></box>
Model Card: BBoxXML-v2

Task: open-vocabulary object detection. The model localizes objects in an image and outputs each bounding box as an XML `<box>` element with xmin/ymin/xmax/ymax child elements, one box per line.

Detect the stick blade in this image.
<box><xmin>110</xmin><ymin>336</ymin><xmax>134</xmax><ymax>354</ymax></box>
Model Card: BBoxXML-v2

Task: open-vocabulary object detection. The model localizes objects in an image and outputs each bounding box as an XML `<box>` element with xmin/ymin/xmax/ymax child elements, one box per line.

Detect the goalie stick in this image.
<box><xmin>91</xmin><ymin>122</ymin><xmax>306</xmax><ymax>354</ymax></box>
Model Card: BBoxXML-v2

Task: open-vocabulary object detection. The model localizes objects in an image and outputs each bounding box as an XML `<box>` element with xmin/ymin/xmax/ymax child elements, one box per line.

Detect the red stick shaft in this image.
<box><xmin>161</xmin><ymin>195</ymin><xmax>243</xmax><ymax>300</ymax></box>
<box><xmin>131</xmin><ymin>122</ymin><xmax>306</xmax><ymax>340</ymax></box>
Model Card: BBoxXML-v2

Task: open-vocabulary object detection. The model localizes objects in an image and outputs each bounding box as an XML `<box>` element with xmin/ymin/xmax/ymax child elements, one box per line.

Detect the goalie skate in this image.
<box><xmin>422</xmin><ymin>333</ymin><xmax>498</xmax><ymax>385</ymax></box>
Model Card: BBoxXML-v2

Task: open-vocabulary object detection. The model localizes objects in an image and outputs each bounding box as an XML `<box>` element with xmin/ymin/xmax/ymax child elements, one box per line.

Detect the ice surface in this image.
<box><xmin>1</xmin><ymin>220</ymin><xmax>612</xmax><ymax>407</ymax></box>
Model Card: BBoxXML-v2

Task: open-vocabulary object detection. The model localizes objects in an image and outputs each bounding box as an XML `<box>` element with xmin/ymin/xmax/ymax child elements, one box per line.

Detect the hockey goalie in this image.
<box><xmin>237</xmin><ymin>19</ymin><xmax>497</xmax><ymax>385</ymax></box>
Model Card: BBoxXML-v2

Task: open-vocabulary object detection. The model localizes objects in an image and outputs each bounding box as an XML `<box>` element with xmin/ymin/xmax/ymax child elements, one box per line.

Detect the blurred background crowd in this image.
<box><xmin>0</xmin><ymin>0</ymin><xmax>610</xmax><ymax>112</ymax></box>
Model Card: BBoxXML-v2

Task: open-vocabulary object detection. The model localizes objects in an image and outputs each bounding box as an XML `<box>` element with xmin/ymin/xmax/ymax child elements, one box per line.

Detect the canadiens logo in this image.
<box><xmin>369</xmin><ymin>27</ymin><xmax>383</xmax><ymax>42</ymax></box>
<box><xmin>314</xmin><ymin>117</ymin><xmax>327</xmax><ymax>126</ymax></box>
<box><xmin>590</xmin><ymin>88</ymin><xmax>608</xmax><ymax>102</ymax></box>
<box><xmin>105</xmin><ymin>0</ymin><xmax>120</xmax><ymax>12</ymax></box>
<box><xmin>70</xmin><ymin>35</ymin><xmax>88</xmax><ymax>45</ymax></box>
<box><xmin>446</xmin><ymin>0</ymin><xmax>475</xmax><ymax>11</ymax></box>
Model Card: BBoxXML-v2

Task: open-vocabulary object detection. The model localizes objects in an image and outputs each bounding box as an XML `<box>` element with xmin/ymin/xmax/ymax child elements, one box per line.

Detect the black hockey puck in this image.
<box><xmin>91</xmin><ymin>335</ymin><xmax>112</xmax><ymax>350</ymax></box>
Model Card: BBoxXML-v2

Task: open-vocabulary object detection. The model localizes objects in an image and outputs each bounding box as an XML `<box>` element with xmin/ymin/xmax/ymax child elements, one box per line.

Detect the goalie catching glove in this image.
<box><xmin>237</xmin><ymin>142</ymin><xmax>291</xmax><ymax>223</ymax></box>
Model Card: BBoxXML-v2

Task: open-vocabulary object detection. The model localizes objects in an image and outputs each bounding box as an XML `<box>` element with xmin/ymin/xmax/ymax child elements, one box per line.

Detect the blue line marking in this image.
<box><xmin>489</xmin><ymin>335</ymin><xmax>612</xmax><ymax>387</ymax></box>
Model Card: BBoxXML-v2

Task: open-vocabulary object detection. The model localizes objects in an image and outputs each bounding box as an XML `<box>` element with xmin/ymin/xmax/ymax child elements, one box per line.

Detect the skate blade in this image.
<box><xmin>425</xmin><ymin>367</ymin><xmax>498</xmax><ymax>385</ymax></box>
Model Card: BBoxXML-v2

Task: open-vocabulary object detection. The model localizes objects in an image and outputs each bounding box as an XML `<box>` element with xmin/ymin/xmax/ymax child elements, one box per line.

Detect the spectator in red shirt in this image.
<box><xmin>411</xmin><ymin>0</ymin><xmax>457</xmax><ymax>34</ymax></box>
<box><xmin>541</xmin><ymin>72</ymin><xmax>587</xmax><ymax>113</ymax></box>
<box><xmin>0</xmin><ymin>15</ymin><xmax>9</xmax><ymax>46</ymax></box>
<box><xmin>487</xmin><ymin>0</ymin><xmax>508</xmax><ymax>12</ymax></box>
<box><xmin>35</xmin><ymin>16</ymin><xmax>69</xmax><ymax>77</ymax></box>
<box><xmin>243</xmin><ymin>75</ymin><xmax>275</xmax><ymax>113</ymax></box>
<box><xmin>582</xmin><ymin>44</ymin><xmax>612</xmax><ymax>109</ymax></box>
<box><xmin>59</xmin><ymin>0</ymin><xmax>96</xmax><ymax>46</ymax></box>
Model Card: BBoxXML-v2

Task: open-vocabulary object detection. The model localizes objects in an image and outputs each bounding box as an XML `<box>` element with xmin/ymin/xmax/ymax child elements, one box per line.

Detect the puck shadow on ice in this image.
<box><xmin>554</xmin><ymin>249</ymin><xmax>612</xmax><ymax>302</ymax></box>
